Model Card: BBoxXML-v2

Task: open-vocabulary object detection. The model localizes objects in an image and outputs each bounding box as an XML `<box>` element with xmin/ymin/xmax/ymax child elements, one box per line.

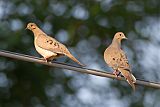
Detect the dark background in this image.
<box><xmin>0</xmin><ymin>0</ymin><xmax>160</xmax><ymax>107</ymax></box>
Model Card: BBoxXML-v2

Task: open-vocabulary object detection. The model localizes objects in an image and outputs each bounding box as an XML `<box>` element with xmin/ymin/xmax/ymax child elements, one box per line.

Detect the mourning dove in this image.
<box><xmin>26</xmin><ymin>23</ymin><xmax>84</xmax><ymax>66</ymax></box>
<box><xmin>104</xmin><ymin>32</ymin><xmax>136</xmax><ymax>91</ymax></box>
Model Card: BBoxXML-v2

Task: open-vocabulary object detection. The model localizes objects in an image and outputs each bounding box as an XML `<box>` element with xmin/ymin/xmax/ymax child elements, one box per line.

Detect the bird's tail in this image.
<box><xmin>64</xmin><ymin>51</ymin><xmax>85</xmax><ymax>66</ymax></box>
<box><xmin>118</xmin><ymin>68</ymin><xmax>136</xmax><ymax>91</ymax></box>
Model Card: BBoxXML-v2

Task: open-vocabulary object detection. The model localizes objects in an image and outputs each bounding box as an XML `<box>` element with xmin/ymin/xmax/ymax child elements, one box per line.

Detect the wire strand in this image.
<box><xmin>0</xmin><ymin>50</ymin><xmax>160</xmax><ymax>89</ymax></box>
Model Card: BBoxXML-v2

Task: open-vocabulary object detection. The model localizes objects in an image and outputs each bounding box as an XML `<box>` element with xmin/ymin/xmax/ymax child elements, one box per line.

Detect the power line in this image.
<box><xmin>0</xmin><ymin>50</ymin><xmax>160</xmax><ymax>89</ymax></box>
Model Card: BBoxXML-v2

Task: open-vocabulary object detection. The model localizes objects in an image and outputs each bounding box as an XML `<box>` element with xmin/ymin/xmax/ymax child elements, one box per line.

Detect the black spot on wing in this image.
<box><xmin>46</xmin><ymin>40</ymin><xmax>53</xmax><ymax>45</ymax></box>
<box><xmin>53</xmin><ymin>42</ymin><xmax>59</xmax><ymax>48</ymax></box>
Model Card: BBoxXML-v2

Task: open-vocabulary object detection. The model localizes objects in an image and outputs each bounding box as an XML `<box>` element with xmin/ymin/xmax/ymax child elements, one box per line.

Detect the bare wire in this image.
<box><xmin>0</xmin><ymin>50</ymin><xmax>160</xmax><ymax>89</ymax></box>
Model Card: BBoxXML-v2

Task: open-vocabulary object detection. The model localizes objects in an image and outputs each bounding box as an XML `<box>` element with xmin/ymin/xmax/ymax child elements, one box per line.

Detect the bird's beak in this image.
<box><xmin>123</xmin><ymin>37</ymin><xmax>128</xmax><ymax>39</ymax></box>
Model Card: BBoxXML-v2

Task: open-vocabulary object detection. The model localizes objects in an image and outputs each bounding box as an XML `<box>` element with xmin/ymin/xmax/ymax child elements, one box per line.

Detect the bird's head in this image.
<box><xmin>26</xmin><ymin>23</ymin><xmax>37</xmax><ymax>31</ymax></box>
<box><xmin>114</xmin><ymin>32</ymin><xmax>127</xmax><ymax>41</ymax></box>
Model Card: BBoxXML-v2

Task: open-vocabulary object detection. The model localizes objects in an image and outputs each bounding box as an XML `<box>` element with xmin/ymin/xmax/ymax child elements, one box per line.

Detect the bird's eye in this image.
<box><xmin>31</xmin><ymin>25</ymin><xmax>33</xmax><ymax>27</ymax></box>
<box><xmin>119</xmin><ymin>34</ymin><xmax>122</xmax><ymax>36</ymax></box>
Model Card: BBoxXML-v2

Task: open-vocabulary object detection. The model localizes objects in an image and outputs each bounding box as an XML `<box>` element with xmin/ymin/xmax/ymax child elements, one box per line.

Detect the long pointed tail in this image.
<box><xmin>65</xmin><ymin>52</ymin><xmax>85</xmax><ymax>66</ymax></box>
<box><xmin>118</xmin><ymin>68</ymin><xmax>136</xmax><ymax>91</ymax></box>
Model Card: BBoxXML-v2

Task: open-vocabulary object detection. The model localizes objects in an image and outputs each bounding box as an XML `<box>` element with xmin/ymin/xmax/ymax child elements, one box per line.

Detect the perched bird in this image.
<box><xmin>104</xmin><ymin>32</ymin><xmax>136</xmax><ymax>91</ymax></box>
<box><xmin>26</xmin><ymin>22</ymin><xmax>84</xmax><ymax>66</ymax></box>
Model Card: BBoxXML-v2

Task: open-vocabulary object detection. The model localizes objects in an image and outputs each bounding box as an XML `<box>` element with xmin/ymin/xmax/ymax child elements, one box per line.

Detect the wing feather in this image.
<box><xmin>36</xmin><ymin>34</ymin><xmax>69</xmax><ymax>54</ymax></box>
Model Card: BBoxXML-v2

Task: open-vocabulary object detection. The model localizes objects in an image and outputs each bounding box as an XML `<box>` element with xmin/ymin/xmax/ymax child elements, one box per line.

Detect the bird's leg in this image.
<box><xmin>43</xmin><ymin>57</ymin><xmax>52</xmax><ymax>63</ymax></box>
<box><xmin>113</xmin><ymin>70</ymin><xmax>117</xmax><ymax>77</ymax></box>
<box><xmin>44</xmin><ymin>58</ymin><xmax>49</xmax><ymax>63</ymax></box>
<box><xmin>113</xmin><ymin>70</ymin><xmax>120</xmax><ymax>77</ymax></box>
<box><xmin>117</xmin><ymin>71</ymin><xmax>121</xmax><ymax>77</ymax></box>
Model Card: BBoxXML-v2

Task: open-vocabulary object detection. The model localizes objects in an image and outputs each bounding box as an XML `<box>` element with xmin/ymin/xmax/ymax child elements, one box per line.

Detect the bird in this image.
<box><xmin>104</xmin><ymin>32</ymin><xmax>136</xmax><ymax>91</ymax></box>
<box><xmin>26</xmin><ymin>22</ymin><xmax>84</xmax><ymax>66</ymax></box>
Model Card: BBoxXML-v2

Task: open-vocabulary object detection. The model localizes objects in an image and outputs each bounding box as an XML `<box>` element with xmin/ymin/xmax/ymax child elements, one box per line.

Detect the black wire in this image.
<box><xmin>0</xmin><ymin>50</ymin><xmax>160</xmax><ymax>89</ymax></box>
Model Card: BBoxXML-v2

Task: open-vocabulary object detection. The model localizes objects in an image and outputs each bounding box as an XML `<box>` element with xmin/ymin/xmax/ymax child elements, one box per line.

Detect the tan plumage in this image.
<box><xmin>26</xmin><ymin>23</ymin><xmax>84</xmax><ymax>66</ymax></box>
<box><xmin>104</xmin><ymin>32</ymin><xmax>136</xmax><ymax>91</ymax></box>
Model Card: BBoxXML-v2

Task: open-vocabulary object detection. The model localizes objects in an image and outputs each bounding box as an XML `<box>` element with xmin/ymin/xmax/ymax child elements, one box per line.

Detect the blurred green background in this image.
<box><xmin>0</xmin><ymin>0</ymin><xmax>160</xmax><ymax>107</ymax></box>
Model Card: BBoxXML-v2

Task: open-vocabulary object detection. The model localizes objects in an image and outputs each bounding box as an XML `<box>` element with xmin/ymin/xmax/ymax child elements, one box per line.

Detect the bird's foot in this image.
<box><xmin>44</xmin><ymin>58</ymin><xmax>48</xmax><ymax>63</ymax></box>
<box><xmin>117</xmin><ymin>72</ymin><xmax>121</xmax><ymax>77</ymax></box>
<box><xmin>113</xmin><ymin>70</ymin><xmax>121</xmax><ymax>77</ymax></box>
<box><xmin>43</xmin><ymin>57</ymin><xmax>52</xmax><ymax>63</ymax></box>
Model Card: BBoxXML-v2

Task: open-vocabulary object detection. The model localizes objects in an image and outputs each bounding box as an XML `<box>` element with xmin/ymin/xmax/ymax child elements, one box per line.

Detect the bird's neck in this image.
<box><xmin>32</xmin><ymin>28</ymin><xmax>46</xmax><ymax>37</ymax></box>
<box><xmin>111</xmin><ymin>39</ymin><xmax>121</xmax><ymax>49</ymax></box>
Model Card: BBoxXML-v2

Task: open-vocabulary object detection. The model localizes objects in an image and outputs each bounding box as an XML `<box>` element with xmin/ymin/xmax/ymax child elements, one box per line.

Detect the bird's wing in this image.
<box><xmin>118</xmin><ymin>49</ymin><xmax>136</xmax><ymax>90</ymax></box>
<box><xmin>36</xmin><ymin>34</ymin><xmax>68</xmax><ymax>54</ymax></box>
<box><xmin>118</xmin><ymin>49</ymin><xmax>131</xmax><ymax>70</ymax></box>
<box><xmin>36</xmin><ymin>34</ymin><xmax>84</xmax><ymax>66</ymax></box>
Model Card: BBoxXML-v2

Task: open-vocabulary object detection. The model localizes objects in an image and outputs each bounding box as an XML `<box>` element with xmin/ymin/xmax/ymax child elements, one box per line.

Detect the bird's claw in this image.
<box><xmin>113</xmin><ymin>70</ymin><xmax>121</xmax><ymax>77</ymax></box>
